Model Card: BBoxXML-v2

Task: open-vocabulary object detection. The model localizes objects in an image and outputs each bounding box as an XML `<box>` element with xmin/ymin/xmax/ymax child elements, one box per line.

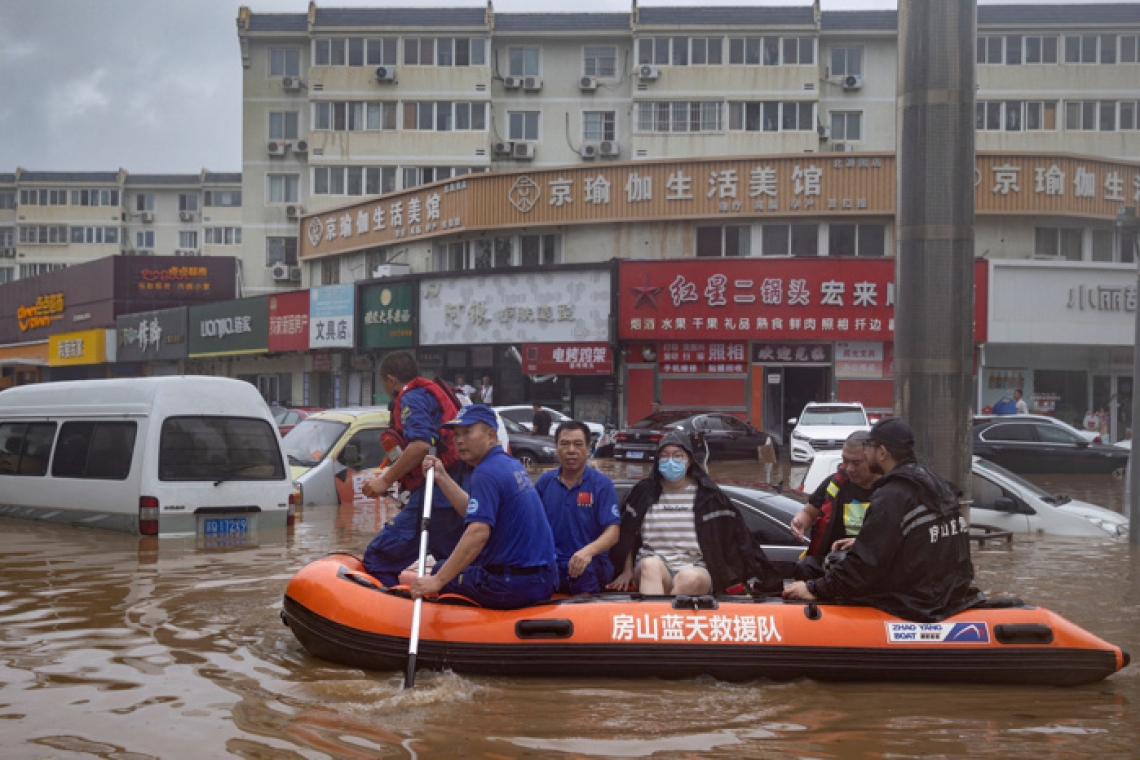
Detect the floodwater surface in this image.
<box><xmin>1</xmin><ymin>466</ymin><xmax>1136</xmax><ymax>759</ymax></box>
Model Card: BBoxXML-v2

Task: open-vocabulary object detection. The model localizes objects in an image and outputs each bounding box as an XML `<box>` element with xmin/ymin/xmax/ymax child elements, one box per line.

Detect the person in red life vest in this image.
<box><xmin>789</xmin><ymin>432</ymin><xmax>878</xmax><ymax>581</ymax></box>
<box><xmin>361</xmin><ymin>351</ymin><xmax>465</xmax><ymax>586</ymax></box>
<box><xmin>534</xmin><ymin>421</ymin><xmax>620</xmax><ymax>594</ymax></box>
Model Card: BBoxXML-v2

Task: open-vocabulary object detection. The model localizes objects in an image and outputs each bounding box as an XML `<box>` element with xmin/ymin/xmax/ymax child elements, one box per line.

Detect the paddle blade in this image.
<box><xmin>403</xmin><ymin>653</ymin><xmax>417</xmax><ymax>689</ymax></box>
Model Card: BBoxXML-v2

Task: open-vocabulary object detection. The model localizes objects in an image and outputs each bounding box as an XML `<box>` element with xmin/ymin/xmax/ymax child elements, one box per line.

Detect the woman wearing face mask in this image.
<box><xmin>607</xmin><ymin>430</ymin><xmax>781</xmax><ymax>596</ymax></box>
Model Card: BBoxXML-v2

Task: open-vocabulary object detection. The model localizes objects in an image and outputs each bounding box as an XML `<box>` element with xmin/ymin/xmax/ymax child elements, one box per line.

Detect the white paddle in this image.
<box><xmin>404</xmin><ymin>447</ymin><xmax>436</xmax><ymax>689</ymax></box>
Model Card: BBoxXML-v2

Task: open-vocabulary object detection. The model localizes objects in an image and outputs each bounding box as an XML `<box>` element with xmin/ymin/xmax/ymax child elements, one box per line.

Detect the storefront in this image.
<box><xmin>47</xmin><ymin>328</ymin><xmax>117</xmax><ymax>381</ymax></box>
<box><xmin>618</xmin><ymin>258</ymin><xmax>988</xmax><ymax>440</ymax></box>
<box><xmin>417</xmin><ymin>265</ymin><xmax>613</xmax><ymax>421</ymax></box>
<box><xmin>985</xmin><ymin>259</ymin><xmax>1133</xmax><ymax>442</ymax></box>
<box><xmin>0</xmin><ymin>341</ymin><xmax>47</xmax><ymax>388</ymax></box>
<box><xmin>115</xmin><ymin>306</ymin><xmax>189</xmax><ymax>376</ymax></box>
<box><xmin>265</xmin><ymin>290</ymin><xmax>311</xmax><ymax>406</ymax></box>
<box><xmin>308</xmin><ymin>284</ymin><xmax>356</xmax><ymax>407</ymax></box>
<box><xmin>359</xmin><ymin>279</ymin><xmax>415</xmax><ymax>405</ymax></box>
<box><xmin>187</xmin><ymin>296</ymin><xmax>270</xmax><ymax>398</ymax></box>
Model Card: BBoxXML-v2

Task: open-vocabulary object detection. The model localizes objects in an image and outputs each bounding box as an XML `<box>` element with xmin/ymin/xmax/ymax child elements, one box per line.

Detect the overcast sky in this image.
<box><xmin>0</xmin><ymin>0</ymin><xmax>1126</xmax><ymax>174</ymax></box>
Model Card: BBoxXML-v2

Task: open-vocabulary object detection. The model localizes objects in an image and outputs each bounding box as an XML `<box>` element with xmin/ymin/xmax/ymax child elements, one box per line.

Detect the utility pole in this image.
<box><xmin>894</xmin><ymin>0</ymin><xmax>977</xmax><ymax>497</ymax></box>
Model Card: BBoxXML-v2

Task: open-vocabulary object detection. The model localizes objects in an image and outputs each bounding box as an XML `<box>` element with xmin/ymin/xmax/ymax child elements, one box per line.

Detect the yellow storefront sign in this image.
<box><xmin>49</xmin><ymin>329</ymin><xmax>114</xmax><ymax>367</ymax></box>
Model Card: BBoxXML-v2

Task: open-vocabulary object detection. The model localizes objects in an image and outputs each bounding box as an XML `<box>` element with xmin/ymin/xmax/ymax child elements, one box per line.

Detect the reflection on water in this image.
<box><xmin>0</xmin><ymin>466</ymin><xmax>1136</xmax><ymax>758</ymax></box>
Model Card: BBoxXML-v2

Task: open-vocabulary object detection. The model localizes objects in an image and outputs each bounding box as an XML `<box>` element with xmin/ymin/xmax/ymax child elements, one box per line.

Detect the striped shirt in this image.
<box><xmin>639</xmin><ymin>484</ymin><xmax>700</xmax><ymax>568</ymax></box>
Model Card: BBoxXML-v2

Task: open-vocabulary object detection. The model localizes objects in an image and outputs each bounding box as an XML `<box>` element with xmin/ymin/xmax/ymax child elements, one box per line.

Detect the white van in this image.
<box><xmin>0</xmin><ymin>376</ymin><xmax>294</xmax><ymax>537</ymax></box>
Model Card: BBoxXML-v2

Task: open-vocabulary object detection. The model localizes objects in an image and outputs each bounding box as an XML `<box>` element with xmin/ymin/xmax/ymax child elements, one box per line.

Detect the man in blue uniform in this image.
<box><xmin>535</xmin><ymin>421</ymin><xmax>620</xmax><ymax>595</ymax></box>
<box><xmin>360</xmin><ymin>351</ymin><xmax>465</xmax><ymax>586</ymax></box>
<box><xmin>411</xmin><ymin>405</ymin><xmax>556</xmax><ymax>610</ymax></box>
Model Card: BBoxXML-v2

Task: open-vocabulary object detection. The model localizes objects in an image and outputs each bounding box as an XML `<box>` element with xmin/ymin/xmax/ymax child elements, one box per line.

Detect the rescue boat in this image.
<box><xmin>281</xmin><ymin>554</ymin><xmax>1129</xmax><ymax>686</ymax></box>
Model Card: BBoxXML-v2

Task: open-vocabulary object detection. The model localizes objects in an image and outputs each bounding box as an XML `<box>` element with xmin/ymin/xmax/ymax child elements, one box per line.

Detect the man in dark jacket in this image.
<box><xmin>783</xmin><ymin>418</ymin><xmax>984</xmax><ymax>622</ymax></box>
<box><xmin>531</xmin><ymin>403</ymin><xmax>554</xmax><ymax>437</ymax></box>
<box><xmin>608</xmin><ymin>430</ymin><xmax>782</xmax><ymax>595</ymax></box>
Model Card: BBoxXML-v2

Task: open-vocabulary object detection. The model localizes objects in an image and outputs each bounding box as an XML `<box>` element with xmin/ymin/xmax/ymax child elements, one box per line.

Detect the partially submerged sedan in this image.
<box><xmin>283</xmin><ymin>408</ymin><xmax>391</xmax><ymax>506</ymax></box>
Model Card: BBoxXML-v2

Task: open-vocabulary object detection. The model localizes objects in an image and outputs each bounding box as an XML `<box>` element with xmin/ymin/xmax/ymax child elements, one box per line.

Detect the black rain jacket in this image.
<box><xmin>810</xmin><ymin>460</ymin><xmax>984</xmax><ymax>622</ymax></box>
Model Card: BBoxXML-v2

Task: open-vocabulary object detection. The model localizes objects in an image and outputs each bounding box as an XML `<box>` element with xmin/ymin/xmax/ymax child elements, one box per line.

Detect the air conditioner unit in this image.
<box><xmin>512</xmin><ymin>142</ymin><xmax>535</xmax><ymax>160</ymax></box>
<box><xmin>579</xmin><ymin>76</ymin><xmax>598</xmax><ymax>91</ymax></box>
<box><xmin>830</xmin><ymin>141</ymin><xmax>853</xmax><ymax>152</ymax></box>
<box><xmin>843</xmin><ymin>74</ymin><xmax>863</xmax><ymax>91</ymax></box>
<box><xmin>818</xmin><ymin>124</ymin><xmax>831</xmax><ymax>141</ymax></box>
<box><xmin>638</xmin><ymin>64</ymin><xmax>659</xmax><ymax>81</ymax></box>
<box><xmin>372</xmin><ymin>263</ymin><xmax>410</xmax><ymax>278</ymax></box>
<box><xmin>140</xmin><ymin>211</ymin><xmax>155</xmax><ymax>223</ymax></box>
<box><xmin>523</xmin><ymin>76</ymin><xmax>543</xmax><ymax>91</ymax></box>
<box><xmin>282</xmin><ymin>76</ymin><xmax>302</xmax><ymax>91</ymax></box>
<box><xmin>579</xmin><ymin>143</ymin><xmax>599</xmax><ymax>159</ymax></box>
<box><xmin>267</xmin><ymin>140</ymin><xmax>288</xmax><ymax>156</ymax></box>
<box><xmin>599</xmin><ymin>140</ymin><xmax>620</xmax><ymax>157</ymax></box>
<box><xmin>504</xmin><ymin>76</ymin><xmax>523</xmax><ymax>90</ymax></box>
<box><xmin>1117</xmin><ymin>206</ymin><xmax>1138</xmax><ymax>223</ymax></box>
<box><xmin>374</xmin><ymin>65</ymin><xmax>397</xmax><ymax>83</ymax></box>
<box><xmin>175</xmin><ymin>249</ymin><xmax>199</xmax><ymax>257</ymax></box>
<box><xmin>492</xmin><ymin>141</ymin><xmax>514</xmax><ymax>156</ymax></box>
<box><xmin>286</xmin><ymin>204</ymin><xmax>302</xmax><ymax>218</ymax></box>
<box><xmin>179</xmin><ymin>210</ymin><xmax>195</xmax><ymax>222</ymax></box>
<box><xmin>270</xmin><ymin>262</ymin><xmax>298</xmax><ymax>281</ymax></box>
<box><xmin>294</xmin><ymin>139</ymin><xmax>309</xmax><ymax>154</ymax></box>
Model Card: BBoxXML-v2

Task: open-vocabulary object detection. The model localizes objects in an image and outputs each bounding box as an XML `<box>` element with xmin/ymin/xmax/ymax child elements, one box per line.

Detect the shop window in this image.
<box><xmin>1092</xmin><ymin>230</ymin><xmax>1115</xmax><ymax>262</ymax></box>
<box><xmin>320</xmin><ymin>259</ymin><xmax>340</xmax><ymax>285</ymax></box>
<box><xmin>696</xmin><ymin>225</ymin><xmax>750</xmax><ymax>257</ymax></box>
<box><xmin>830</xmin><ymin>224</ymin><xmax>886</xmax><ymax>257</ymax></box>
<box><xmin>520</xmin><ymin>234</ymin><xmax>560</xmax><ymax>267</ymax></box>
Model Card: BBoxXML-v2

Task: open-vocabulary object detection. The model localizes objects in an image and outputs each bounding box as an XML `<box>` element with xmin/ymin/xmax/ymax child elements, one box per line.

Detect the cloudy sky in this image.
<box><xmin>0</xmin><ymin>0</ymin><xmax>1125</xmax><ymax>174</ymax></box>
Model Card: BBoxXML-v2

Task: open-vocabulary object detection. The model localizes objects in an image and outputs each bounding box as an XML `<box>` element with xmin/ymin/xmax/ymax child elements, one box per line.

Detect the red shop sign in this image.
<box><xmin>660</xmin><ymin>341</ymin><xmax>747</xmax><ymax>375</ymax></box>
<box><xmin>268</xmin><ymin>290</ymin><xmax>310</xmax><ymax>353</ymax></box>
<box><xmin>522</xmin><ymin>343</ymin><xmax>613</xmax><ymax>375</ymax></box>
<box><xmin>619</xmin><ymin>259</ymin><xmax>988</xmax><ymax>343</ymax></box>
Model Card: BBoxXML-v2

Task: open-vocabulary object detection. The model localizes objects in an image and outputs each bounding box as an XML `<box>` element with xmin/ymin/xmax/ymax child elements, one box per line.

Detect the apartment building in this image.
<box><xmin>0</xmin><ymin>170</ymin><xmax>243</xmax><ymax>286</ymax></box>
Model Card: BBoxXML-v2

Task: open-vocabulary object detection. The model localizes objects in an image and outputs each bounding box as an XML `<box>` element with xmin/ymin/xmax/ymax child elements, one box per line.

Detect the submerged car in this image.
<box><xmin>274</xmin><ymin>407</ymin><xmax>322</xmax><ymax>437</ymax></box>
<box><xmin>283</xmin><ymin>408</ymin><xmax>391</xmax><ymax>506</ymax></box>
<box><xmin>802</xmin><ymin>451</ymin><xmax>1128</xmax><ymax>538</ymax></box>
<box><xmin>614</xmin><ymin>411</ymin><xmax>773</xmax><ymax>462</ymax></box>
<box><xmin>614</xmin><ymin>480</ymin><xmax>807</xmax><ymax>578</ymax></box>
<box><xmin>499</xmin><ymin>416</ymin><xmax>557</xmax><ymax>468</ymax></box>
<box><xmin>973</xmin><ymin>417</ymin><xmax>1128</xmax><ymax>477</ymax></box>
<box><xmin>788</xmin><ymin>402</ymin><xmax>871</xmax><ymax>463</ymax></box>
<box><xmin>493</xmin><ymin>405</ymin><xmax>606</xmax><ymax>442</ymax></box>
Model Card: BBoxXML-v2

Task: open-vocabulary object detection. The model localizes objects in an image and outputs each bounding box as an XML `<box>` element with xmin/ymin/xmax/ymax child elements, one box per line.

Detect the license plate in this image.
<box><xmin>627</xmin><ymin>451</ymin><xmax>644</xmax><ymax>459</ymax></box>
<box><xmin>203</xmin><ymin>517</ymin><xmax>248</xmax><ymax>537</ymax></box>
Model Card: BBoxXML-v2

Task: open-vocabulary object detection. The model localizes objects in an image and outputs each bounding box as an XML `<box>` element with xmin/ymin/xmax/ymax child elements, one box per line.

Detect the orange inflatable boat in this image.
<box><xmin>282</xmin><ymin>554</ymin><xmax>1129</xmax><ymax>686</ymax></box>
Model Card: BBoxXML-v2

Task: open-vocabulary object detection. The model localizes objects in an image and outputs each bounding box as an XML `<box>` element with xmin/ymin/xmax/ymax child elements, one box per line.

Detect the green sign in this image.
<box><xmin>360</xmin><ymin>282</ymin><xmax>414</xmax><ymax>349</ymax></box>
<box><xmin>188</xmin><ymin>296</ymin><xmax>269</xmax><ymax>356</ymax></box>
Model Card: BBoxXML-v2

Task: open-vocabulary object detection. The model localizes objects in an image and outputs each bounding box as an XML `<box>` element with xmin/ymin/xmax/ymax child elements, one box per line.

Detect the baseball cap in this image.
<box><xmin>867</xmin><ymin>417</ymin><xmax>915</xmax><ymax>450</ymax></box>
<box><xmin>442</xmin><ymin>404</ymin><xmax>498</xmax><ymax>429</ymax></box>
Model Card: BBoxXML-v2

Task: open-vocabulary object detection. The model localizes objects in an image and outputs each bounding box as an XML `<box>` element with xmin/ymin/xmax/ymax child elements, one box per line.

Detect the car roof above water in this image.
<box><xmin>0</xmin><ymin>376</ymin><xmax>271</xmax><ymax>418</ymax></box>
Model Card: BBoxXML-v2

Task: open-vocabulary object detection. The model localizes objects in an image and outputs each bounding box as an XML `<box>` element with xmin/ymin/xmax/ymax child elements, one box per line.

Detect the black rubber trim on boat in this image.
<box><xmin>1123</xmin><ymin>650</ymin><xmax>1131</xmax><ymax>667</ymax></box>
<box><xmin>994</xmin><ymin>624</ymin><xmax>1054</xmax><ymax>645</ymax></box>
<box><xmin>516</xmin><ymin>619</ymin><xmax>574</xmax><ymax>639</ymax></box>
<box><xmin>672</xmin><ymin>595</ymin><xmax>718</xmax><ymax>611</ymax></box>
<box><xmin>804</xmin><ymin>603</ymin><xmax>821</xmax><ymax>620</ymax></box>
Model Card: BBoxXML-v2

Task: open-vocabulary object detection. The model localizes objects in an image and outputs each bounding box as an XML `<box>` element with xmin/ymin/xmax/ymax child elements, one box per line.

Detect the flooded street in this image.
<box><xmin>1</xmin><ymin>465</ymin><xmax>1137</xmax><ymax>759</ymax></box>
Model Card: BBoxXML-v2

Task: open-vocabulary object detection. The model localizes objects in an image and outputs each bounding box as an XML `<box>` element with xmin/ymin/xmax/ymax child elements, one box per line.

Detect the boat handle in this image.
<box><xmin>994</xmin><ymin>623</ymin><xmax>1053</xmax><ymax>644</ymax></box>
<box><xmin>338</xmin><ymin>568</ymin><xmax>382</xmax><ymax>590</ymax></box>
<box><xmin>804</xmin><ymin>603</ymin><xmax>821</xmax><ymax>620</ymax></box>
<box><xmin>516</xmin><ymin>619</ymin><xmax>574</xmax><ymax>639</ymax></box>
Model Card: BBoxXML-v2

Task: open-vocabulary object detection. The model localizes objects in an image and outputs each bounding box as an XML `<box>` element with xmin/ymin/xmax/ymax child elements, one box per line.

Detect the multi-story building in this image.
<box><xmin>0</xmin><ymin>169</ymin><xmax>243</xmax><ymax>286</ymax></box>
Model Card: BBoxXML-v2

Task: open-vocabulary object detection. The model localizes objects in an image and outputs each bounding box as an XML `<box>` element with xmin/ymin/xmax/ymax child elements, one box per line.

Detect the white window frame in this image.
<box><xmin>178</xmin><ymin>231</ymin><xmax>198</xmax><ymax>249</ymax></box>
<box><xmin>266</xmin><ymin>237</ymin><xmax>299</xmax><ymax>267</ymax></box>
<box><xmin>269</xmin><ymin>47</ymin><xmax>301</xmax><ymax>77</ymax></box>
<box><xmin>830</xmin><ymin>110</ymin><xmax>863</xmax><ymax>143</ymax></box>
<box><xmin>582</xmin><ymin>45</ymin><xmax>618</xmax><ymax>78</ymax></box>
<box><xmin>829</xmin><ymin>46</ymin><xmax>863</xmax><ymax>77</ymax></box>
<box><xmin>781</xmin><ymin>37</ymin><xmax>815</xmax><ymax>65</ymax></box>
<box><xmin>1023</xmin><ymin>35</ymin><xmax>1060</xmax><ymax>64</ymax></box>
<box><xmin>507</xmin><ymin>111</ymin><xmax>540</xmax><ymax>141</ymax></box>
<box><xmin>135</xmin><ymin>230</ymin><xmax>155</xmax><ymax>250</ymax></box>
<box><xmin>269</xmin><ymin>111</ymin><xmax>300</xmax><ymax>140</ymax></box>
<box><xmin>508</xmin><ymin>46</ymin><xmax>541</xmax><ymax>77</ymax></box>
<box><xmin>582</xmin><ymin>110</ymin><xmax>617</xmax><ymax>142</ymax></box>
<box><xmin>267</xmin><ymin>174</ymin><xmax>300</xmax><ymax>204</ymax></box>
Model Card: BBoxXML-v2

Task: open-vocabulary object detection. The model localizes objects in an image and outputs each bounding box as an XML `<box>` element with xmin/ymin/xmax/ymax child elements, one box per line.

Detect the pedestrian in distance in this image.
<box><xmin>455</xmin><ymin>374</ymin><xmax>476</xmax><ymax>399</ymax></box>
<box><xmin>1013</xmin><ymin>389</ymin><xmax>1029</xmax><ymax>415</ymax></box>
<box><xmin>531</xmin><ymin>403</ymin><xmax>554</xmax><ymax>437</ymax></box>
<box><xmin>477</xmin><ymin>376</ymin><xmax>494</xmax><ymax>405</ymax></box>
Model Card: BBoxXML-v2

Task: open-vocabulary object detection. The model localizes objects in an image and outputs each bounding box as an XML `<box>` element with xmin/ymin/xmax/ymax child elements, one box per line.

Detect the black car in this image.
<box><xmin>613</xmin><ymin>410</ymin><xmax>774</xmax><ymax>462</ymax></box>
<box><xmin>501</xmin><ymin>416</ymin><xmax>557</xmax><ymax>469</ymax></box>
<box><xmin>613</xmin><ymin>480</ymin><xmax>806</xmax><ymax>578</ymax></box>
<box><xmin>972</xmin><ymin>418</ymin><xmax>1128</xmax><ymax>477</ymax></box>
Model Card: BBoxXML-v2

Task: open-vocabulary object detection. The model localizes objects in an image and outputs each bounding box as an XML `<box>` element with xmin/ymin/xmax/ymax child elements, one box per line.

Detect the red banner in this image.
<box><xmin>619</xmin><ymin>259</ymin><xmax>988</xmax><ymax>343</ymax></box>
<box><xmin>267</xmin><ymin>290</ymin><xmax>310</xmax><ymax>353</ymax></box>
<box><xmin>522</xmin><ymin>343</ymin><xmax>612</xmax><ymax>375</ymax></box>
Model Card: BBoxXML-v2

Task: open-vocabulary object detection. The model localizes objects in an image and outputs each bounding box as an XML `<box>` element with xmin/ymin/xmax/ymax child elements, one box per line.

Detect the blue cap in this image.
<box><xmin>442</xmin><ymin>404</ymin><xmax>498</xmax><ymax>429</ymax></box>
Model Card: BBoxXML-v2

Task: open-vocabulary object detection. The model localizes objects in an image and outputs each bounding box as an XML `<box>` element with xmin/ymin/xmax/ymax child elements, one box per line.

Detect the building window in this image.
<box><xmin>315</xmin><ymin>37</ymin><xmax>398</xmax><ymax>66</ymax></box>
<box><xmin>508</xmin><ymin>47</ymin><xmax>541</xmax><ymax>76</ymax></box>
<box><xmin>829</xmin><ymin>223</ymin><xmax>885</xmax><ymax>257</ymax></box>
<box><xmin>313</xmin><ymin>101</ymin><xmax>398</xmax><ymax>131</ymax></box>
<box><xmin>782</xmin><ymin>37</ymin><xmax>814</xmax><ymax>65</ymax></box>
<box><xmin>69</xmin><ymin>189</ymin><xmax>119</xmax><ymax>207</ymax></box>
<box><xmin>0</xmin><ymin>267</ymin><xmax>12</xmax><ymax>284</ymax></box>
<box><xmin>204</xmin><ymin>190</ymin><xmax>241</xmax><ymax>207</ymax></box>
<box><xmin>830</xmin><ymin>111</ymin><xmax>862</xmax><ymax>142</ymax></box>
<box><xmin>0</xmin><ymin>192</ymin><xmax>14</xmax><ymax>210</ymax></box>
<box><xmin>726</xmin><ymin>37</ymin><xmax>782</xmax><ymax>66</ymax></box>
<box><xmin>760</xmin><ymin>224</ymin><xmax>818</xmax><ymax>256</ymax></box>
<box><xmin>1034</xmin><ymin>227</ymin><xmax>1083</xmax><ymax>260</ymax></box>
<box><xmin>433</xmin><ymin>234</ymin><xmax>560</xmax><ymax>271</ymax></box>
<box><xmin>19</xmin><ymin>189</ymin><xmax>68</xmax><ymax>206</ymax></box>
<box><xmin>178</xmin><ymin>194</ymin><xmax>199</xmax><ymax>212</ymax></box>
<box><xmin>1024</xmin><ymin>35</ymin><xmax>1060</xmax><ymax>64</ymax></box>
<box><xmin>267</xmin><ymin>174</ymin><xmax>300</xmax><ymax>204</ymax></box>
<box><xmin>269</xmin><ymin>48</ymin><xmax>300</xmax><ymax>77</ymax></box>
<box><xmin>134</xmin><ymin>194</ymin><xmax>154</xmax><ymax>212</ymax></box>
<box><xmin>0</xmin><ymin>227</ymin><xmax>13</xmax><ymax>247</ymax></box>
<box><xmin>829</xmin><ymin>46</ymin><xmax>863</xmax><ymax>77</ymax></box>
<box><xmin>1063</xmin><ymin>100</ymin><xmax>1127</xmax><ymax>131</ymax></box>
<box><xmin>178</xmin><ymin>231</ymin><xmax>198</xmax><ymax>249</ymax></box>
<box><xmin>728</xmin><ymin>102</ymin><xmax>810</xmax><ymax>132</ymax></box>
<box><xmin>1122</xmin><ymin>101</ymin><xmax>1138</xmax><ymax>130</ymax></box>
<box><xmin>1064</xmin><ymin>35</ymin><xmax>1100</xmax><ymax>64</ymax></box>
<box><xmin>508</xmin><ymin>111</ymin><xmax>540</xmax><ymax>141</ymax></box>
<box><xmin>583</xmin><ymin>46</ymin><xmax>618</xmax><ymax>77</ymax></box>
<box><xmin>135</xmin><ymin>230</ymin><xmax>155</xmax><ymax>250</ymax></box>
<box><xmin>637</xmin><ymin>101</ymin><xmax>722</xmax><ymax>133</ymax></box>
<box><xmin>20</xmin><ymin>263</ymin><xmax>66</xmax><ymax>278</ymax></box>
<box><xmin>405</xmin><ymin>37</ymin><xmax>484</xmax><ymax>66</ymax></box>
<box><xmin>402</xmin><ymin>102</ymin><xmax>486</xmax><ymax>132</ymax></box>
<box><xmin>641</xmin><ymin>37</ymin><xmax>724</xmax><ymax>66</ymax></box>
<box><xmin>204</xmin><ymin>227</ymin><xmax>241</xmax><ymax>245</ymax></box>
<box><xmin>696</xmin><ymin>225</ymin><xmax>750</xmax><ymax>257</ymax></box>
<box><xmin>266</xmin><ymin>237</ymin><xmax>298</xmax><ymax>267</ymax></box>
<box><xmin>520</xmin><ymin>234</ymin><xmax>560</xmax><ymax>266</ymax></box>
<box><xmin>19</xmin><ymin>225</ymin><xmax>68</xmax><ymax>244</ymax></box>
<box><xmin>269</xmin><ymin>111</ymin><xmax>299</xmax><ymax>140</ymax></box>
<box><xmin>320</xmin><ymin>259</ymin><xmax>340</xmax><ymax>285</ymax></box>
<box><xmin>583</xmin><ymin>111</ymin><xmax>616</xmax><ymax>141</ymax></box>
<box><xmin>69</xmin><ymin>227</ymin><xmax>120</xmax><ymax>245</ymax></box>
<box><xmin>1121</xmin><ymin>35</ymin><xmax>1139</xmax><ymax>63</ymax></box>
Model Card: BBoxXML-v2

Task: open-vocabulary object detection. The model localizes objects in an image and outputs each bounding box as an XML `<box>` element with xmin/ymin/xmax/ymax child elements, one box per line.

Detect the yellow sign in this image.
<box><xmin>49</xmin><ymin>329</ymin><xmax>111</xmax><ymax>367</ymax></box>
<box><xmin>18</xmin><ymin>292</ymin><xmax>66</xmax><ymax>332</ymax></box>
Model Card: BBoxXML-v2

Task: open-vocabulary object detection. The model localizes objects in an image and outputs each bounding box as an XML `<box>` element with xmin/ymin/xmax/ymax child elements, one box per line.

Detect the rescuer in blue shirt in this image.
<box><xmin>534</xmin><ymin>421</ymin><xmax>620</xmax><ymax>594</ymax></box>
<box><xmin>411</xmin><ymin>405</ymin><xmax>556</xmax><ymax>610</ymax></box>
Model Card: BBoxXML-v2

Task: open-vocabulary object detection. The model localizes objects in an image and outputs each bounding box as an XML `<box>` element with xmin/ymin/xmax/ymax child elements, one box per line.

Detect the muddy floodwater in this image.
<box><xmin>1</xmin><ymin>462</ymin><xmax>1137</xmax><ymax>758</ymax></box>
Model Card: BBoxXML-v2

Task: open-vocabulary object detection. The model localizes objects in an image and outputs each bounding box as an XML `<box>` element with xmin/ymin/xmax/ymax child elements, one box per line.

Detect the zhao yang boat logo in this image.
<box><xmin>886</xmin><ymin>622</ymin><xmax>990</xmax><ymax>644</ymax></box>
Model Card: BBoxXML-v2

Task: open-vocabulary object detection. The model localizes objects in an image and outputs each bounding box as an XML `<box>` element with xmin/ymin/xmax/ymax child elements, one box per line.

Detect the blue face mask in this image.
<box><xmin>657</xmin><ymin>457</ymin><xmax>688</xmax><ymax>482</ymax></box>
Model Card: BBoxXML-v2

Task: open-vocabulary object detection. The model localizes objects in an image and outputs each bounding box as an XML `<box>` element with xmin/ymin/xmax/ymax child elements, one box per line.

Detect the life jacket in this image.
<box><xmin>808</xmin><ymin>469</ymin><xmax>850</xmax><ymax>557</ymax></box>
<box><xmin>380</xmin><ymin>377</ymin><xmax>462</xmax><ymax>493</ymax></box>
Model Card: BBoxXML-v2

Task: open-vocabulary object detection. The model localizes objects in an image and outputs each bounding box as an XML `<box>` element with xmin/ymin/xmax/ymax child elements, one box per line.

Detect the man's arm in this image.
<box><xmin>790</xmin><ymin>503</ymin><xmax>821</xmax><ymax>541</ymax></box>
<box><xmin>568</xmin><ymin>525</ymin><xmax>620</xmax><ymax>578</ymax></box>
<box><xmin>811</xmin><ymin>489</ymin><xmax>906</xmax><ymax>600</ymax></box>
<box><xmin>361</xmin><ymin>439</ymin><xmax>429</xmax><ymax>497</ymax></box>
<box><xmin>422</xmin><ymin>453</ymin><xmax>468</xmax><ymax>516</ymax></box>
<box><xmin>410</xmin><ymin>522</ymin><xmax>490</xmax><ymax>598</ymax></box>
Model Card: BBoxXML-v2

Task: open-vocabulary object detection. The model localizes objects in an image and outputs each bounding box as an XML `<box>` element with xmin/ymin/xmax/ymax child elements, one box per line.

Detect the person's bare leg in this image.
<box><xmin>671</xmin><ymin>566</ymin><xmax>713</xmax><ymax>595</ymax></box>
<box><xmin>635</xmin><ymin>557</ymin><xmax>672</xmax><ymax>595</ymax></box>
